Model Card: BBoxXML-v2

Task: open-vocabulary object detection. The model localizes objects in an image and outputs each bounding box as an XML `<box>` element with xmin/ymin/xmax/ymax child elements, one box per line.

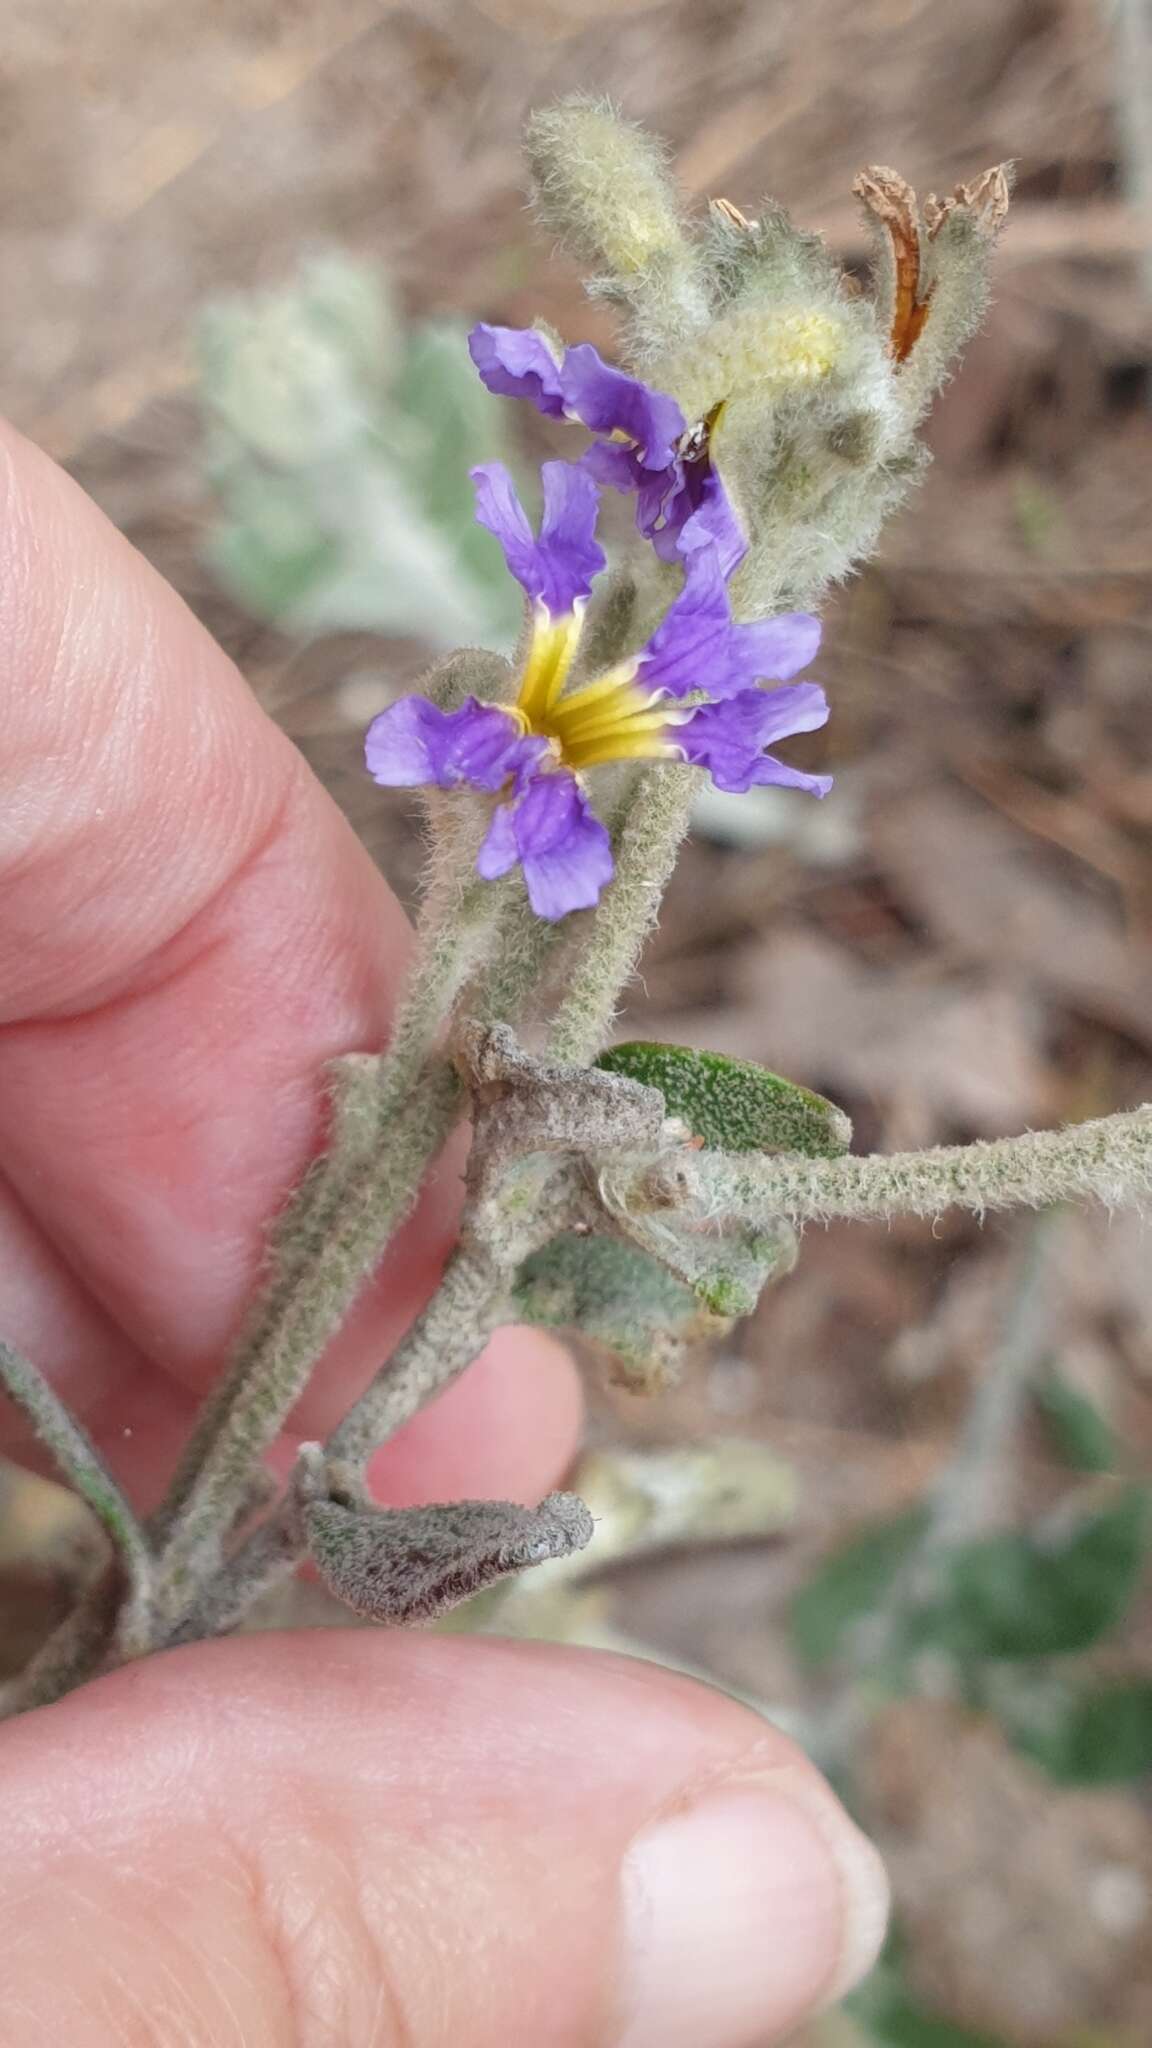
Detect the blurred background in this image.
<box><xmin>3</xmin><ymin>1</ymin><xmax>1152</xmax><ymax>2041</ymax></box>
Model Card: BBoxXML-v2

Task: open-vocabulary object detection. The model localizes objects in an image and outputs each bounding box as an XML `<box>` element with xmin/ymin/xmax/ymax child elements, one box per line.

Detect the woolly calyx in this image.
<box><xmin>854</xmin><ymin>160</ymin><xmax>1014</xmax><ymax>426</ymax></box>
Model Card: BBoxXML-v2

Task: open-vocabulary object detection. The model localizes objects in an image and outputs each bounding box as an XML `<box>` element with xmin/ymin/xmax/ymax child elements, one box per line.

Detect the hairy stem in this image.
<box><xmin>0</xmin><ymin>1339</ymin><xmax>152</xmax><ymax>1609</ymax></box>
<box><xmin>147</xmin><ymin>823</ymin><xmax>512</xmax><ymax>1627</ymax></box>
<box><xmin>169</xmin><ymin>1245</ymin><xmax>510</xmax><ymax>1641</ymax></box>
<box><xmin>546</xmin><ymin>765</ymin><xmax>697</xmax><ymax>1066</ymax></box>
<box><xmin>149</xmin><ymin>1064</ymin><xmax>462</xmax><ymax>1629</ymax></box>
<box><xmin>603</xmin><ymin>1105</ymin><xmax>1152</xmax><ymax>1226</ymax></box>
<box><xmin>0</xmin><ymin>1570</ymin><xmax>120</xmax><ymax>1721</ymax></box>
<box><xmin>326</xmin><ymin>1243</ymin><xmax>508</xmax><ymax>1471</ymax></box>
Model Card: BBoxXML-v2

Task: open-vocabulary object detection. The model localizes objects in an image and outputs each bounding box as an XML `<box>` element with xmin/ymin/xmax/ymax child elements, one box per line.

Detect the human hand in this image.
<box><xmin>0</xmin><ymin>419</ymin><xmax>887</xmax><ymax>2045</ymax></box>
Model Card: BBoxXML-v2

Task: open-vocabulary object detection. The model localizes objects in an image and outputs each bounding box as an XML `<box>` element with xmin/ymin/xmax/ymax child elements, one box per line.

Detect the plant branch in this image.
<box><xmin>148</xmin><ymin>1062</ymin><xmax>462</xmax><ymax>1630</ymax></box>
<box><xmin>0</xmin><ymin>1339</ymin><xmax>152</xmax><ymax>1607</ymax></box>
<box><xmin>601</xmin><ymin>1106</ymin><xmax>1152</xmax><ymax>1227</ymax></box>
<box><xmin>546</xmin><ymin>764</ymin><xmax>697</xmax><ymax>1066</ymax></box>
<box><xmin>168</xmin><ymin>1243</ymin><xmax>513</xmax><ymax>1642</ymax></box>
<box><xmin>146</xmin><ymin>814</ymin><xmax>515</xmax><ymax>1628</ymax></box>
<box><xmin>326</xmin><ymin>1242</ymin><xmax>509</xmax><ymax>1471</ymax></box>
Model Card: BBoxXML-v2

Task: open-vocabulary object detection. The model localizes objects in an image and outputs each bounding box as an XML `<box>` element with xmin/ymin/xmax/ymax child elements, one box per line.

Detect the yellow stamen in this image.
<box><xmin>516</xmin><ymin>606</ymin><xmax>584</xmax><ymax>727</ymax></box>
<box><xmin>512</xmin><ymin>611</ymin><xmax>684</xmax><ymax>774</ymax></box>
<box><xmin>547</xmin><ymin>662</ymin><xmax>640</xmax><ymax>719</ymax></box>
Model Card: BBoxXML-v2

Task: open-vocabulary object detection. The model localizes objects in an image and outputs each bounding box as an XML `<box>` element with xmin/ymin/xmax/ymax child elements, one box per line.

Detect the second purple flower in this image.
<box><xmin>366</xmin><ymin>461</ymin><xmax>829</xmax><ymax>922</ymax></box>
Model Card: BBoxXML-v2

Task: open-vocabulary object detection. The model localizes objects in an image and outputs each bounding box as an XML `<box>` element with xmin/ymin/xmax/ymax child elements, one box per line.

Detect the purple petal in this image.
<box><xmin>663</xmin><ymin>469</ymin><xmax>748</xmax><ymax>581</ymax></box>
<box><xmin>750</xmin><ymin>757</ymin><xmax>834</xmax><ymax>797</ymax></box>
<box><xmin>477</xmin><ymin>772</ymin><xmax>615</xmax><ymax>920</ymax></box>
<box><xmin>471</xmin><ymin>460</ymin><xmax>605</xmax><ymax>615</ymax></box>
<box><xmin>736</xmin><ymin>611</ymin><xmax>822</xmax><ymax>682</ymax></box>
<box><xmin>468</xmin><ymin>324</ymin><xmax>566</xmax><ymax>418</ymax></box>
<box><xmin>475</xmin><ymin>797</ymin><xmax>520</xmax><ymax>879</ymax></box>
<box><xmin>560</xmin><ymin>344</ymin><xmax>684</xmax><ymax>469</ymax></box>
<box><xmin>749</xmin><ymin>679</ymin><xmax>829</xmax><ymax>743</ymax></box>
<box><xmin>640</xmin><ymin>553</ymin><xmax>823</xmax><ymax>704</ymax></box>
<box><xmin>365</xmin><ymin>695</ymin><xmax>540</xmax><ymax>794</ymax></box>
<box><xmin>678</xmin><ymin>686</ymin><xmax>831</xmax><ymax>794</ymax></box>
<box><xmin>637</xmin><ymin>547</ymin><xmax>734</xmax><ymax>699</ymax></box>
<box><xmin>537</xmin><ymin>461</ymin><xmax>606</xmax><ymax>609</ymax></box>
<box><xmin>580</xmin><ymin>439</ymin><xmax>645</xmax><ymax>494</ymax></box>
<box><xmin>634</xmin><ymin>465</ymin><xmax>680</xmax><ymax>539</ymax></box>
<box><xmin>581</xmin><ymin>442</ymin><xmax>686</xmax><ymax>552</ymax></box>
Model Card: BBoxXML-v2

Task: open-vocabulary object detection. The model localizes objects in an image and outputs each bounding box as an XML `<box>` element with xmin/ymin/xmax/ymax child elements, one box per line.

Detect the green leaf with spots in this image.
<box><xmin>594</xmin><ymin>1042</ymin><xmax>851</xmax><ymax>1156</ymax></box>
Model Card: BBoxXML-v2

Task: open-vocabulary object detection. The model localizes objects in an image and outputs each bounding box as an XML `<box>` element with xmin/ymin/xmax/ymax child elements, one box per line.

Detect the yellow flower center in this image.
<box><xmin>511</xmin><ymin>607</ymin><xmax>684</xmax><ymax>774</ymax></box>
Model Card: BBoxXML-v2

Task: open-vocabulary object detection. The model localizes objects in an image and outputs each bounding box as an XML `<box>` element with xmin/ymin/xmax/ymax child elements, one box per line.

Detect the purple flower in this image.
<box><xmin>472</xmin><ymin>459</ymin><xmax>605</xmax><ymax>616</ymax></box>
<box><xmin>477</xmin><ymin>772</ymin><xmax>614</xmax><ymax>921</ymax></box>
<box><xmin>470</xmin><ymin>322</ymin><xmax>745</xmax><ymax>574</ymax></box>
<box><xmin>365</xmin><ymin>461</ymin><xmax>830</xmax><ymax>921</ymax></box>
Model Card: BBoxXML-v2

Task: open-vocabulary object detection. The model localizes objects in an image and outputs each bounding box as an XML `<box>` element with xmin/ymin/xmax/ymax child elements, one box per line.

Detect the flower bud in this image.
<box><xmin>525</xmin><ymin>95</ymin><xmax>706</xmax><ymax>352</ymax></box>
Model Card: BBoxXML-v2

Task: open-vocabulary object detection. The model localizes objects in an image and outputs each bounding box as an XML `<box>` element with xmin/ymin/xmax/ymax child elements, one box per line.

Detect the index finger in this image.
<box><xmin>0</xmin><ymin>420</ymin><xmax>578</xmax><ymax>1494</ymax></box>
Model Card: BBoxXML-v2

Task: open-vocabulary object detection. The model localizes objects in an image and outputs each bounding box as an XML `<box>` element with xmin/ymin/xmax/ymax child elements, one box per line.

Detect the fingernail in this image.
<box><xmin>617</xmin><ymin>1771</ymin><xmax>889</xmax><ymax>2047</ymax></box>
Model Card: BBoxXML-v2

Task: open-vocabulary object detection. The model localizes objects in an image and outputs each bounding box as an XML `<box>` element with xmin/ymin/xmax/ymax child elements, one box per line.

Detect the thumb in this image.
<box><xmin>0</xmin><ymin>1632</ymin><xmax>886</xmax><ymax>2047</ymax></box>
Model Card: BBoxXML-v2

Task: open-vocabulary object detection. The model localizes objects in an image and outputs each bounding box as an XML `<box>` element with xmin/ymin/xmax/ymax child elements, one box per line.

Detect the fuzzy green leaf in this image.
<box><xmin>650</xmin><ymin>1217</ymin><xmax>798</xmax><ymax>1318</ymax></box>
<box><xmin>595</xmin><ymin>1041</ymin><xmax>851</xmax><ymax>1157</ymax></box>
<box><xmin>512</xmin><ymin>1233</ymin><xmax>711</xmax><ymax>1392</ymax></box>
<box><xmin>1035</xmin><ymin>1371</ymin><xmax>1118</xmax><ymax>1473</ymax></box>
<box><xmin>791</xmin><ymin>1509</ymin><xmax>928</xmax><ymax>1668</ymax></box>
<box><xmin>513</xmin><ymin>1219</ymin><xmax>797</xmax><ymax>1389</ymax></box>
<box><xmin>999</xmin><ymin>1678</ymin><xmax>1152</xmax><ymax>1784</ymax></box>
<box><xmin>913</xmin><ymin>1487</ymin><xmax>1150</xmax><ymax>1662</ymax></box>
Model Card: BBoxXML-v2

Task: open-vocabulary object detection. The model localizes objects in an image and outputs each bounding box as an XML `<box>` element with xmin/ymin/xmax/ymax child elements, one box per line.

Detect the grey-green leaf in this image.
<box><xmin>512</xmin><ymin>1233</ymin><xmax>711</xmax><ymax>1392</ymax></box>
<box><xmin>305</xmin><ymin>1491</ymin><xmax>595</xmax><ymax>1623</ymax></box>
<box><xmin>645</xmin><ymin>1217</ymin><xmax>798</xmax><ymax>1318</ymax></box>
<box><xmin>197</xmin><ymin>254</ymin><xmax>520</xmax><ymax>648</ymax></box>
<box><xmin>595</xmin><ymin>1041</ymin><xmax>851</xmax><ymax>1157</ymax></box>
<box><xmin>513</xmin><ymin>1220</ymin><xmax>797</xmax><ymax>1389</ymax></box>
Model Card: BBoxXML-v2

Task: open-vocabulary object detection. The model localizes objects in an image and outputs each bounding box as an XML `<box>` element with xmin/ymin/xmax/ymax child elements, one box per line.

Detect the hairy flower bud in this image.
<box><xmin>524</xmin><ymin>94</ymin><xmax>707</xmax><ymax>352</ymax></box>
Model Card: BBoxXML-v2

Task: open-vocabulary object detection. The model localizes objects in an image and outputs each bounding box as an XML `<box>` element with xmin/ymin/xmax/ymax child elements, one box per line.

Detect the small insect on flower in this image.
<box><xmin>365</xmin><ymin>459</ymin><xmax>829</xmax><ymax>922</ymax></box>
<box><xmin>468</xmin><ymin>324</ymin><xmax>745</xmax><ymax>575</ymax></box>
